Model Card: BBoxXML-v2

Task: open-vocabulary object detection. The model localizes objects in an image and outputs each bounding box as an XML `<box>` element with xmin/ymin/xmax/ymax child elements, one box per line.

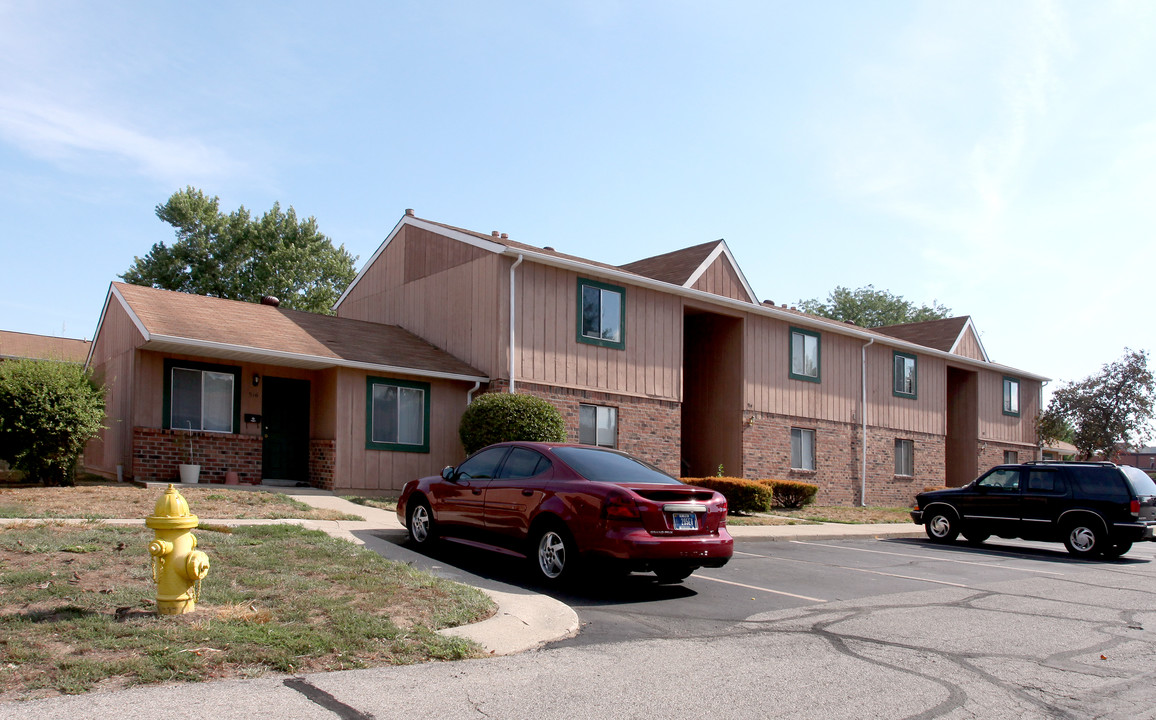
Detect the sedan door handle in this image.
<box><xmin>521</xmin><ymin>489</ymin><xmax>534</xmax><ymax>497</ymax></box>
<box><xmin>472</xmin><ymin>489</ymin><xmax>483</xmax><ymax>495</ymax></box>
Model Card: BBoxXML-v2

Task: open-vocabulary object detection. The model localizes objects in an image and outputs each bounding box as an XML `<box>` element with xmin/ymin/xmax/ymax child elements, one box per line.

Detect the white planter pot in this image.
<box><xmin>179</xmin><ymin>464</ymin><xmax>201</xmax><ymax>484</ymax></box>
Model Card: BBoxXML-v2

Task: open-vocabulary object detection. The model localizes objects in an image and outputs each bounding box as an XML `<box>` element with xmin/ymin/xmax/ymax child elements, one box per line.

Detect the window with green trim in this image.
<box><xmin>1002</xmin><ymin>377</ymin><xmax>1020</xmax><ymax>416</ymax></box>
<box><xmin>789</xmin><ymin>327</ymin><xmax>820</xmax><ymax>382</ymax></box>
<box><xmin>893</xmin><ymin>352</ymin><xmax>917</xmax><ymax>399</ymax></box>
<box><xmin>163</xmin><ymin>359</ymin><xmax>241</xmax><ymax>433</ymax></box>
<box><xmin>577</xmin><ymin>278</ymin><xmax>625</xmax><ymax>350</ymax></box>
<box><xmin>366</xmin><ymin>377</ymin><xmax>431</xmax><ymax>452</ymax></box>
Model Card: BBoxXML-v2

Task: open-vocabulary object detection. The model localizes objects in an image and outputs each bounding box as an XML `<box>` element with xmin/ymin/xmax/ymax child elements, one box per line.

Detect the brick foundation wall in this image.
<box><xmin>310</xmin><ymin>439</ymin><xmax>336</xmax><ymax>490</ymax></box>
<box><xmin>132</xmin><ymin>427</ymin><xmax>262</xmax><ymax>484</ymax></box>
<box><xmin>742</xmin><ymin>412</ymin><xmax>946</xmax><ymax>506</ymax></box>
<box><xmin>978</xmin><ymin>441</ymin><xmax>1038</xmax><ymax>471</ymax></box>
<box><xmin>488</xmin><ymin>381</ymin><xmax>682</xmax><ymax>477</ymax></box>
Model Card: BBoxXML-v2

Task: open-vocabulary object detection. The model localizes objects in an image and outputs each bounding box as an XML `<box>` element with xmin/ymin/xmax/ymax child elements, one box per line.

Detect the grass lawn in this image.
<box><xmin>770</xmin><ymin>506</ymin><xmax>914</xmax><ymax>524</ymax></box>
<box><xmin>0</xmin><ymin>481</ymin><xmax>496</xmax><ymax>701</ymax></box>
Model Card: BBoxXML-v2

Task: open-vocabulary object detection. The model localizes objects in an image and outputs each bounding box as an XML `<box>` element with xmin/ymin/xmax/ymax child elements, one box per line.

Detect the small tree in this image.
<box><xmin>797</xmin><ymin>285</ymin><xmax>951</xmax><ymax>328</ymax></box>
<box><xmin>458</xmin><ymin>393</ymin><xmax>566</xmax><ymax>455</ymax></box>
<box><xmin>0</xmin><ymin>359</ymin><xmax>105</xmax><ymax>486</ymax></box>
<box><xmin>1037</xmin><ymin>349</ymin><xmax>1155</xmax><ymax>460</ymax></box>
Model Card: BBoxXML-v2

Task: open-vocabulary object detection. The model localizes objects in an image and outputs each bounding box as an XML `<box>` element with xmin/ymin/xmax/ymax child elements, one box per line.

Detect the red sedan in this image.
<box><xmin>396</xmin><ymin>442</ymin><xmax>733</xmax><ymax>584</ymax></box>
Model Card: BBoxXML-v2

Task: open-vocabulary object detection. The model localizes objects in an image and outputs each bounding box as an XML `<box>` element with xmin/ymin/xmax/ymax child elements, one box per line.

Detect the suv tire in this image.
<box><xmin>1062</xmin><ymin>520</ymin><xmax>1103</xmax><ymax>557</ymax></box>
<box><xmin>924</xmin><ymin>509</ymin><xmax>959</xmax><ymax>543</ymax></box>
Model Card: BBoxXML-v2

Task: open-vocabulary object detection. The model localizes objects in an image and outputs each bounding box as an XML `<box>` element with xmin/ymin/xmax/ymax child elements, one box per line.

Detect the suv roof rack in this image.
<box><xmin>1021</xmin><ymin>460</ymin><xmax>1116</xmax><ymax>466</ymax></box>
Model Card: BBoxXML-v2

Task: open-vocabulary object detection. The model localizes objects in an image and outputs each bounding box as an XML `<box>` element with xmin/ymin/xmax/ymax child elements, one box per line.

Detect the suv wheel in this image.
<box><xmin>1063</xmin><ymin>521</ymin><xmax>1102</xmax><ymax>557</ymax></box>
<box><xmin>925</xmin><ymin>509</ymin><xmax>959</xmax><ymax>543</ymax></box>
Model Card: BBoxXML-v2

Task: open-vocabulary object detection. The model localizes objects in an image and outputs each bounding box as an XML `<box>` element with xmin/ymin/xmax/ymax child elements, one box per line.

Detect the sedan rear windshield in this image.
<box><xmin>1122</xmin><ymin>466</ymin><xmax>1156</xmax><ymax>497</ymax></box>
<box><xmin>552</xmin><ymin>447</ymin><xmax>681</xmax><ymax>485</ymax></box>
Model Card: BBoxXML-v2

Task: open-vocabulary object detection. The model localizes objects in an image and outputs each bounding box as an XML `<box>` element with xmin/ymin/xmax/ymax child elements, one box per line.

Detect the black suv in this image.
<box><xmin>911</xmin><ymin>462</ymin><xmax>1156</xmax><ymax>557</ymax></box>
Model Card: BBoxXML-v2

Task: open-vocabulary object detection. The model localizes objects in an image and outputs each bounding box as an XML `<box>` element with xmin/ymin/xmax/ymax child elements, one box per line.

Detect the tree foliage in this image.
<box><xmin>1037</xmin><ymin>349</ymin><xmax>1155</xmax><ymax>460</ymax></box>
<box><xmin>121</xmin><ymin>187</ymin><xmax>357</xmax><ymax>314</ymax></box>
<box><xmin>0</xmin><ymin>359</ymin><xmax>105</xmax><ymax>486</ymax></box>
<box><xmin>797</xmin><ymin>285</ymin><xmax>951</xmax><ymax>328</ymax></box>
<box><xmin>458</xmin><ymin>393</ymin><xmax>566</xmax><ymax>455</ymax></box>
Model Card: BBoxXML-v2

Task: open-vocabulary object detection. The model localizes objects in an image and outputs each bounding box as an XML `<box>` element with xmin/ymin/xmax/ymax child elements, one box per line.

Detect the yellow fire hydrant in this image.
<box><xmin>145</xmin><ymin>484</ymin><xmax>210</xmax><ymax>615</ymax></box>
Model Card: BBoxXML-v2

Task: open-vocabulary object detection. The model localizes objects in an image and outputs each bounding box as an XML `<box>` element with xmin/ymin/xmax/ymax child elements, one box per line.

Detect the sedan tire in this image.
<box><xmin>407</xmin><ymin>498</ymin><xmax>437</xmax><ymax>547</ymax></box>
<box><xmin>924</xmin><ymin>509</ymin><xmax>959</xmax><ymax>543</ymax></box>
<box><xmin>654</xmin><ymin>565</ymin><xmax>695</xmax><ymax>584</ymax></box>
<box><xmin>532</xmin><ymin>524</ymin><xmax>578</xmax><ymax>585</ymax></box>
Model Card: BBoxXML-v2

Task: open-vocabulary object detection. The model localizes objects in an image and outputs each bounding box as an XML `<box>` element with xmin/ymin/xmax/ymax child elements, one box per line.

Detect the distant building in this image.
<box><xmin>0</xmin><ymin>330</ymin><xmax>91</xmax><ymax>364</ymax></box>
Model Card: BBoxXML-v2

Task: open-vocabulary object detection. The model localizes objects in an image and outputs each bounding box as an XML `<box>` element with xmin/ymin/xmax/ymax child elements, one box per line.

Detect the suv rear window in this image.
<box><xmin>1121</xmin><ymin>466</ymin><xmax>1156</xmax><ymax>497</ymax></box>
<box><xmin>1068</xmin><ymin>466</ymin><xmax>1129</xmax><ymax>500</ymax></box>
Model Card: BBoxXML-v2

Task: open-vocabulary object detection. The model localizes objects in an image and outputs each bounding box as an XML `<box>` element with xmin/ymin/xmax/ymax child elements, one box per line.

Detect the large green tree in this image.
<box><xmin>797</xmin><ymin>285</ymin><xmax>951</xmax><ymax>328</ymax></box>
<box><xmin>1036</xmin><ymin>349</ymin><xmax>1155</xmax><ymax>460</ymax></box>
<box><xmin>121</xmin><ymin>187</ymin><xmax>357</xmax><ymax>314</ymax></box>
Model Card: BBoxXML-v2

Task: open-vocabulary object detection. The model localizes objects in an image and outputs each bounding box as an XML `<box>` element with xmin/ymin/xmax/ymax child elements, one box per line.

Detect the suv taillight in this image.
<box><xmin>1131</xmin><ymin>499</ymin><xmax>1140</xmax><ymax>517</ymax></box>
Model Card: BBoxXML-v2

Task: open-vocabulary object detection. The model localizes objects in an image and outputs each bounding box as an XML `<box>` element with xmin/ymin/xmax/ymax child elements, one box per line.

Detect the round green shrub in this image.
<box><xmin>458</xmin><ymin>392</ymin><xmax>566</xmax><ymax>455</ymax></box>
<box><xmin>681</xmin><ymin>477</ymin><xmax>773</xmax><ymax>514</ymax></box>
<box><xmin>0</xmin><ymin>359</ymin><xmax>105</xmax><ymax>487</ymax></box>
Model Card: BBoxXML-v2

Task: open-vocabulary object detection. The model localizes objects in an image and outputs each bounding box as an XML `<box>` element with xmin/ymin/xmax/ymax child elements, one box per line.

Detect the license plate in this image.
<box><xmin>673</xmin><ymin>513</ymin><xmax>698</xmax><ymax>531</ymax></box>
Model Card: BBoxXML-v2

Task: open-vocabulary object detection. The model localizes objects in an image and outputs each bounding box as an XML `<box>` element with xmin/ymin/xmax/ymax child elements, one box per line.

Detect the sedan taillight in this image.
<box><xmin>604</xmin><ymin>492</ymin><xmax>641</xmax><ymax>521</ymax></box>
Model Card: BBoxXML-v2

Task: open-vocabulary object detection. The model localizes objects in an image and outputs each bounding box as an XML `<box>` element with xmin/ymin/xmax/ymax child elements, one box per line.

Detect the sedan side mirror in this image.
<box><xmin>442</xmin><ymin>466</ymin><xmax>456</xmax><ymax>481</ymax></box>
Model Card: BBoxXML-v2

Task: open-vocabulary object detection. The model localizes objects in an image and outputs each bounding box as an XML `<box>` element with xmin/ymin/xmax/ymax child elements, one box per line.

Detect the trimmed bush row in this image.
<box><xmin>681</xmin><ymin>476</ymin><xmax>818</xmax><ymax>514</ymax></box>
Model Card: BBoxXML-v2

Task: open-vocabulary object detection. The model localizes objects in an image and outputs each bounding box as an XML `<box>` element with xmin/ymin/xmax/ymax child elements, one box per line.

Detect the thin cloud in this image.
<box><xmin>0</xmin><ymin>93</ymin><xmax>243</xmax><ymax>186</ymax></box>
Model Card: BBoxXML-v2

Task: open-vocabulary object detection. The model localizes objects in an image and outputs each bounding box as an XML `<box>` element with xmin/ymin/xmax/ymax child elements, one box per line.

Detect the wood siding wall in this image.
<box><xmin>84</xmin><ymin>298</ymin><xmax>145</xmax><ymax>476</ymax></box>
<box><xmin>978</xmin><ymin>371</ymin><xmax>1040</xmax><ymax>446</ymax></box>
<box><xmin>332</xmin><ymin>367</ymin><xmax>472</xmax><ymax>491</ymax></box>
<box><xmin>743</xmin><ymin>315</ymin><xmax>946</xmax><ymax>434</ymax></box>
<box><xmin>338</xmin><ymin>225</ymin><xmax>505</xmax><ymax>376</ymax></box>
<box><xmin>690</xmin><ymin>256</ymin><xmax>750</xmax><ymax>302</ymax></box>
<box><xmin>954</xmin><ymin>328</ymin><xmax>986</xmax><ymax>360</ymax></box>
<box><xmin>515</xmin><ymin>262</ymin><xmax>682</xmax><ymax>400</ymax></box>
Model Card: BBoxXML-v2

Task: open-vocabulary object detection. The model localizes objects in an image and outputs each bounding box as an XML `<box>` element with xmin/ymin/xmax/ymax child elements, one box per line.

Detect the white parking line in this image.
<box><xmin>733</xmin><ymin>549</ymin><xmax>975</xmax><ymax>589</ymax></box>
<box><xmin>695</xmin><ymin>574</ymin><xmax>827</xmax><ymax>603</ymax></box>
<box><xmin>787</xmin><ymin>541</ymin><xmax>1066</xmax><ymax>576</ymax></box>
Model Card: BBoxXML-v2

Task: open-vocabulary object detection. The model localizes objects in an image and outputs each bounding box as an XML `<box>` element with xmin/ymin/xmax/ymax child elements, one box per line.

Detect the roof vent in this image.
<box><xmin>501</xmin><ymin>233</ymin><xmax>509</xmax><ymax>239</ymax></box>
<box><xmin>544</xmin><ymin>246</ymin><xmax>554</xmax><ymax>251</ymax></box>
<box><xmin>260</xmin><ymin>295</ymin><xmax>281</xmax><ymax>307</ymax></box>
<box><xmin>844</xmin><ymin>320</ymin><xmax>856</xmax><ymax>325</ymax></box>
<box><xmin>405</xmin><ymin>208</ymin><xmax>414</xmax><ymax>217</ymax></box>
<box><xmin>492</xmin><ymin>231</ymin><xmax>500</xmax><ymax>237</ymax></box>
<box><xmin>762</xmin><ymin>300</ymin><xmax>775</xmax><ymax>306</ymax></box>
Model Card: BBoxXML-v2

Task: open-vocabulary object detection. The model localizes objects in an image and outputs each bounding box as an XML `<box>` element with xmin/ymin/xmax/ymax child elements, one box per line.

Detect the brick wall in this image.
<box><xmin>132</xmin><ymin>427</ymin><xmax>261</xmax><ymax>484</ymax></box>
<box><xmin>978</xmin><ymin>441</ymin><xmax>1038</xmax><ymax>472</ymax></box>
<box><xmin>488</xmin><ymin>381</ymin><xmax>682</xmax><ymax>476</ymax></box>
<box><xmin>741</xmin><ymin>412</ymin><xmax>945</xmax><ymax>506</ymax></box>
<box><xmin>310</xmin><ymin>439</ymin><xmax>336</xmax><ymax>490</ymax></box>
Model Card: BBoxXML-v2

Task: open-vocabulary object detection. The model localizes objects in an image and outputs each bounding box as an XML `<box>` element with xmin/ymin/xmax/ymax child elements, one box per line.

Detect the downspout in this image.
<box><xmin>861</xmin><ymin>338</ymin><xmax>874</xmax><ymax>507</ymax></box>
<box><xmin>1037</xmin><ymin>380</ymin><xmax>1048</xmax><ymax>460</ymax></box>
<box><xmin>467</xmin><ymin>381</ymin><xmax>481</xmax><ymax>406</ymax></box>
<box><xmin>508</xmin><ymin>254</ymin><xmax>524</xmax><ymax>394</ymax></box>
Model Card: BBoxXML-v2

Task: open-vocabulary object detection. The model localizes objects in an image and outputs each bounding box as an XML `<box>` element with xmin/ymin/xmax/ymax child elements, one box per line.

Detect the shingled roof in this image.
<box><xmin>618</xmin><ymin>241</ymin><xmax>722</xmax><ymax>285</ymax></box>
<box><xmin>0</xmin><ymin>330</ymin><xmax>91</xmax><ymax>363</ymax></box>
<box><xmin>873</xmin><ymin>317</ymin><xmax>972</xmax><ymax>353</ymax></box>
<box><xmin>103</xmin><ymin>283</ymin><xmax>486</xmax><ymax>381</ymax></box>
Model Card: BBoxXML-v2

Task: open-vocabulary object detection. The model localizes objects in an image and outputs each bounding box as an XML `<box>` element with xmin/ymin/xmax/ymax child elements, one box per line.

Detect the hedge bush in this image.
<box><xmin>0</xmin><ymin>358</ymin><xmax>105</xmax><ymax>487</ymax></box>
<box><xmin>458</xmin><ymin>392</ymin><xmax>566</xmax><ymax>455</ymax></box>
<box><xmin>757</xmin><ymin>478</ymin><xmax>819</xmax><ymax>509</ymax></box>
<box><xmin>681</xmin><ymin>477</ymin><xmax>772</xmax><ymax>514</ymax></box>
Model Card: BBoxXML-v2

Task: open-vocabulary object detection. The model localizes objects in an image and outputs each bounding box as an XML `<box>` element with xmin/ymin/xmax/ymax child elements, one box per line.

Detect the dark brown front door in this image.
<box><xmin>262</xmin><ymin>377</ymin><xmax>310</xmax><ymax>482</ymax></box>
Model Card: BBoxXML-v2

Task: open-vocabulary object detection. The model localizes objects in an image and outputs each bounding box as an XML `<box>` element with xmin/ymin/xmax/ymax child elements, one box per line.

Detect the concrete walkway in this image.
<box><xmin>3</xmin><ymin>482</ymin><xmax>925</xmax><ymax>656</ymax></box>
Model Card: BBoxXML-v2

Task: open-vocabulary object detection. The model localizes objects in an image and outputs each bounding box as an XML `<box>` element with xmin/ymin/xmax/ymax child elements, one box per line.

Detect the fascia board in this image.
<box><xmin>949</xmin><ymin>317</ymin><xmax>991</xmax><ymax>363</ymax></box>
<box><xmin>682</xmin><ymin>241</ymin><xmax>759</xmax><ymax>304</ymax></box>
<box><xmin>333</xmin><ymin>215</ymin><xmax>508</xmax><ymax>311</ymax></box>
<box><xmin>503</xmin><ymin>248</ymin><xmax>1049</xmax><ymax>382</ymax></box>
<box><xmin>145</xmin><ymin>333</ymin><xmax>489</xmax><ymax>384</ymax></box>
<box><xmin>87</xmin><ymin>284</ymin><xmax>150</xmax><ymax>369</ymax></box>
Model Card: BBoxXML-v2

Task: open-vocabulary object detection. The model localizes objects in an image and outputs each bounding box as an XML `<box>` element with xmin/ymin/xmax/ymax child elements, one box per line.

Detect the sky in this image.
<box><xmin>1</xmin><ymin>0</ymin><xmax>1154</xmax><ymax>398</ymax></box>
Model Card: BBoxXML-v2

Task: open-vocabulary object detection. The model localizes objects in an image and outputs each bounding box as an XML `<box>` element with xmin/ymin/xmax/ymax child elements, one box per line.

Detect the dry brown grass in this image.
<box><xmin>0</xmin><ymin>478</ymin><xmax>361</xmax><ymax>521</ymax></box>
<box><xmin>770</xmin><ymin>505</ymin><xmax>914</xmax><ymax>524</ymax></box>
